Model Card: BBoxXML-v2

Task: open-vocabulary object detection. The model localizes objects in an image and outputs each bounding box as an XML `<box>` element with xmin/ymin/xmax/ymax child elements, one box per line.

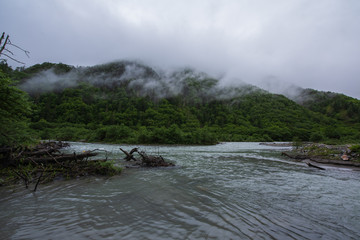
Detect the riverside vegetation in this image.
<box><xmin>1</xmin><ymin>60</ymin><xmax>360</xmax><ymax>187</ymax></box>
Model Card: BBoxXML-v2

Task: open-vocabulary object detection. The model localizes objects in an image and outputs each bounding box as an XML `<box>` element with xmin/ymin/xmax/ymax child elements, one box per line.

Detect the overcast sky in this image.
<box><xmin>1</xmin><ymin>0</ymin><xmax>360</xmax><ymax>98</ymax></box>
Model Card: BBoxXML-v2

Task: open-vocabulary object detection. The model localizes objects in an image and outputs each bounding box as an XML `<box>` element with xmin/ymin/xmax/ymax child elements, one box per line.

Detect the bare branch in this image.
<box><xmin>0</xmin><ymin>32</ymin><xmax>30</xmax><ymax>64</ymax></box>
<box><xmin>2</xmin><ymin>53</ymin><xmax>25</xmax><ymax>64</ymax></box>
<box><xmin>4</xmin><ymin>48</ymin><xmax>14</xmax><ymax>56</ymax></box>
<box><xmin>8</xmin><ymin>39</ymin><xmax>30</xmax><ymax>58</ymax></box>
<box><xmin>0</xmin><ymin>34</ymin><xmax>9</xmax><ymax>55</ymax></box>
<box><xmin>0</xmin><ymin>32</ymin><xmax>5</xmax><ymax>46</ymax></box>
<box><xmin>33</xmin><ymin>169</ymin><xmax>44</xmax><ymax>192</ymax></box>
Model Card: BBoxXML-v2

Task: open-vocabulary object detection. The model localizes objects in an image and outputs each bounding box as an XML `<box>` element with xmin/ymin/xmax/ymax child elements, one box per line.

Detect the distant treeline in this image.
<box><xmin>1</xmin><ymin>61</ymin><xmax>360</xmax><ymax>146</ymax></box>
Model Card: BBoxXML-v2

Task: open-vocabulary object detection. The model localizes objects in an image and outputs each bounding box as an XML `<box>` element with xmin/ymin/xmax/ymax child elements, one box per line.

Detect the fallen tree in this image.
<box><xmin>305</xmin><ymin>161</ymin><xmax>326</xmax><ymax>170</ymax></box>
<box><xmin>1</xmin><ymin>141</ymin><xmax>99</xmax><ymax>165</ymax></box>
<box><xmin>0</xmin><ymin>141</ymin><xmax>122</xmax><ymax>191</ymax></box>
<box><xmin>20</xmin><ymin>151</ymin><xmax>98</xmax><ymax>165</ymax></box>
<box><xmin>120</xmin><ymin>147</ymin><xmax>175</xmax><ymax>167</ymax></box>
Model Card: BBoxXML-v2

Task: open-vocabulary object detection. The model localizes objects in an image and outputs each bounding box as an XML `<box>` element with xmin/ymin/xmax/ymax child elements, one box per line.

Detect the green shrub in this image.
<box><xmin>89</xmin><ymin>160</ymin><xmax>122</xmax><ymax>176</ymax></box>
<box><xmin>54</xmin><ymin>126</ymin><xmax>90</xmax><ymax>141</ymax></box>
<box><xmin>309</xmin><ymin>132</ymin><xmax>324</xmax><ymax>142</ymax></box>
<box><xmin>104</xmin><ymin>124</ymin><xmax>132</xmax><ymax>142</ymax></box>
<box><xmin>350</xmin><ymin>144</ymin><xmax>360</xmax><ymax>153</ymax></box>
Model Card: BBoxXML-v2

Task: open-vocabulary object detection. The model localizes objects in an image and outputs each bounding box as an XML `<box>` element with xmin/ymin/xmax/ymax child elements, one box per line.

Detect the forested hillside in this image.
<box><xmin>295</xmin><ymin>89</ymin><xmax>360</xmax><ymax>124</ymax></box>
<box><xmin>1</xmin><ymin>61</ymin><xmax>359</xmax><ymax>145</ymax></box>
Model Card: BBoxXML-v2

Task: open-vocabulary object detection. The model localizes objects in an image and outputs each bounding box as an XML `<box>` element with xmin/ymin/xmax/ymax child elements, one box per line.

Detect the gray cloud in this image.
<box><xmin>2</xmin><ymin>0</ymin><xmax>360</xmax><ymax>99</ymax></box>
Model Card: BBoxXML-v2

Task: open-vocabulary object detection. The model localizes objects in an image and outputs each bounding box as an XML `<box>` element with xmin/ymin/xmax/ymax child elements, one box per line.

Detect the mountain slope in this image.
<box><xmin>6</xmin><ymin>61</ymin><xmax>360</xmax><ymax>144</ymax></box>
<box><xmin>294</xmin><ymin>88</ymin><xmax>360</xmax><ymax>124</ymax></box>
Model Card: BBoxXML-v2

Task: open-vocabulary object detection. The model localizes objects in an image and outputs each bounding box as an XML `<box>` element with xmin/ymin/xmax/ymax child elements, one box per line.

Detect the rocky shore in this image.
<box><xmin>281</xmin><ymin>143</ymin><xmax>360</xmax><ymax>168</ymax></box>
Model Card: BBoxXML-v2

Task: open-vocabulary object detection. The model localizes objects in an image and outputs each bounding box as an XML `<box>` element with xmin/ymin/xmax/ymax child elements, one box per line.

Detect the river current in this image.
<box><xmin>1</xmin><ymin>142</ymin><xmax>359</xmax><ymax>239</ymax></box>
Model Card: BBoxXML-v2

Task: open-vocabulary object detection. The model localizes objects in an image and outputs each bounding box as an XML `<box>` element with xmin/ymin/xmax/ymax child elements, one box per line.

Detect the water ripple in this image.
<box><xmin>1</xmin><ymin>142</ymin><xmax>360</xmax><ymax>239</ymax></box>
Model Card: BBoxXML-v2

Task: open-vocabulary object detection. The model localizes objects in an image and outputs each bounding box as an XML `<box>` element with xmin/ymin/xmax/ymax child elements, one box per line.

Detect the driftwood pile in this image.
<box><xmin>0</xmin><ymin>141</ymin><xmax>118</xmax><ymax>191</ymax></box>
<box><xmin>1</xmin><ymin>141</ymin><xmax>97</xmax><ymax>166</ymax></box>
<box><xmin>120</xmin><ymin>147</ymin><xmax>175</xmax><ymax>167</ymax></box>
<box><xmin>1</xmin><ymin>143</ymin><xmax>174</xmax><ymax>191</ymax></box>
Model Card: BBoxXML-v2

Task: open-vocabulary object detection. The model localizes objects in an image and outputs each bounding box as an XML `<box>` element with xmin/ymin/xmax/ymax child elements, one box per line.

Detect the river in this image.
<box><xmin>1</xmin><ymin>142</ymin><xmax>359</xmax><ymax>239</ymax></box>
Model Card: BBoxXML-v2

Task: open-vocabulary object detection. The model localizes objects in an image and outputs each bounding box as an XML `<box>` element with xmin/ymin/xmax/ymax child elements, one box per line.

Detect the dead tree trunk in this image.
<box><xmin>306</xmin><ymin>161</ymin><xmax>325</xmax><ymax>170</ymax></box>
<box><xmin>119</xmin><ymin>148</ymin><xmax>138</xmax><ymax>161</ymax></box>
<box><xmin>120</xmin><ymin>147</ymin><xmax>174</xmax><ymax>167</ymax></box>
<box><xmin>20</xmin><ymin>152</ymin><xmax>98</xmax><ymax>165</ymax></box>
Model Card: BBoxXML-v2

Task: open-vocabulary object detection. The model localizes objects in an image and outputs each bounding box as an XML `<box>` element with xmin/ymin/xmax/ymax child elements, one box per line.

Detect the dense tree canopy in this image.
<box><xmin>1</xmin><ymin>61</ymin><xmax>360</xmax><ymax>145</ymax></box>
<box><xmin>0</xmin><ymin>69</ymin><xmax>33</xmax><ymax>146</ymax></box>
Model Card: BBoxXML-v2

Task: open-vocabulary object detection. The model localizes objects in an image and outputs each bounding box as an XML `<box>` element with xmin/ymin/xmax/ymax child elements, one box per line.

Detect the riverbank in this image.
<box><xmin>281</xmin><ymin>143</ymin><xmax>360</xmax><ymax>168</ymax></box>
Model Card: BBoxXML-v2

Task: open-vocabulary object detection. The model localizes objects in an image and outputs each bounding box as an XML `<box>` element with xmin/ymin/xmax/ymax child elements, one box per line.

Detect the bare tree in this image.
<box><xmin>0</xmin><ymin>32</ymin><xmax>30</xmax><ymax>64</ymax></box>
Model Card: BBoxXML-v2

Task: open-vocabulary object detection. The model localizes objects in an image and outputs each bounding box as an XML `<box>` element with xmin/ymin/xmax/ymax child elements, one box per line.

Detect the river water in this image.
<box><xmin>1</xmin><ymin>142</ymin><xmax>359</xmax><ymax>239</ymax></box>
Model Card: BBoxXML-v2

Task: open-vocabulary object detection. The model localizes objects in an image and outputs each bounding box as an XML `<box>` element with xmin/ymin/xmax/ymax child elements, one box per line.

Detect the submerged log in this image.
<box><xmin>307</xmin><ymin>157</ymin><xmax>360</xmax><ymax>167</ymax></box>
<box><xmin>137</xmin><ymin>151</ymin><xmax>174</xmax><ymax>167</ymax></box>
<box><xmin>306</xmin><ymin>161</ymin><xmax>325</xmax><ymax>170</ymax></box>
<box><xmin>282</xmin><ymin>151</ymin><xmax>360</xmax><ymax>167</ymax></box>
<box><xmin>120</xmin><ymin>147</ymin><xmax>174</xmax><ymax>167</ymax></box>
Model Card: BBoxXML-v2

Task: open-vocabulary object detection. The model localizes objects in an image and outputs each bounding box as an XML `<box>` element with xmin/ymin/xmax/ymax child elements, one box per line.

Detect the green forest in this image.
<box><xmin>1</xmin><ymin>60</ymin><xmax>360</xmax><ymax>147</ymax></box>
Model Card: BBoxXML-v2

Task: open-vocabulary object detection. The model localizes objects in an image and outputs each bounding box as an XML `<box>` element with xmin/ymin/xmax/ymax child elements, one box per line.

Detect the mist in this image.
<box><xmin>19</xmin><ymin>69</ymin><xmax>78</xmax><ymax>94</ymax></box>
<box><xmin>3</xmin><ymin>0</ymin><xmax>360</xmax><ymax>99</ymax></box>
<box><xmin>20</xmin><ymin>61</ymin><xmax>266</xmax><ymax>105</ymax></box>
